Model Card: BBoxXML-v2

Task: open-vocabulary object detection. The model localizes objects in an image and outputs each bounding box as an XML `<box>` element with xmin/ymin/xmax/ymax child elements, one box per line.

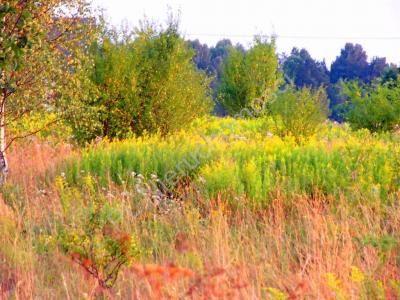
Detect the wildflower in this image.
<box><xmin>264</xmin><ymin>287</ymin><xmax>288</xmax><ymax>300</ymax></box>
<box><xmin>350</xmin><ymin>266</ymin><xmax>365</xmax><ymax>283</ymax></box>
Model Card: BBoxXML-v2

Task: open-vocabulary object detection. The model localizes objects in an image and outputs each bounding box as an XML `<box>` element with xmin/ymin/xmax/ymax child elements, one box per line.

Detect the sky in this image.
<box><xmin>91</xmin><ymin>0</ymin><xmax>400</xmax><ymax>66</ymax></box>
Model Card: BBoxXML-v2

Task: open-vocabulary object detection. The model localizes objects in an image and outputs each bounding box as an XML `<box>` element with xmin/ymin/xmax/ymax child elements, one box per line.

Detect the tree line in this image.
<box><xmin>189</xmin><ymin>38</ymin><xmax>399</xmax><ymax>119</ymax></box>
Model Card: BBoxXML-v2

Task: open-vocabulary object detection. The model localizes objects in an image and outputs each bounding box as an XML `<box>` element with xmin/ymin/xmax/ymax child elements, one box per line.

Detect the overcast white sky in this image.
<box><xmin>92</xmin><ymin>0</ymin><xmax>400</xmax><ymax>66</ymax></box>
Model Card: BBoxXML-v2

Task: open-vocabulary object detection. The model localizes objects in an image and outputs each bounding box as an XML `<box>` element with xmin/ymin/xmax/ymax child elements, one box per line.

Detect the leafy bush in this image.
<box><xmin>269</xmin><ymin>86</ymin><xmax>329</xmax><ymax>140</ymax></box>
<box><xmin>341</xmin><ymin>81</ymin><xmax>400</xmax><ymax>132</ymax></box>
<box><xmin>217</xmin><ymin>38</ymin><xmax>281</xmax><ymax>116</ymax></box>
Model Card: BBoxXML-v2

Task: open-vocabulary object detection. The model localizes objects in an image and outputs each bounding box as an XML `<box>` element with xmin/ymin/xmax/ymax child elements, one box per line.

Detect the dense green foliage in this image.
<box><xmin>269</xmin><ymin>86</ymin><xmax>329</xmax><ymax>139</ymax></box>
<box><xmin>68</xmin><ymin>23</ymin><xmax>212</xmax><ymax>143</ymax></box>
<box><xmin>190</xmin><ymin>40</ymin><xmax>393</xmax><ymax>117</ymax></box>
<box><xmin>216</xmin><ymin>39</ymin><xmax>281</xmax><ymax>116</ymax></box>
<box><xmin>330</xmin><ymin>43</ymin><xmax>387</xmax><ymax>84</ymax></box>
<box><xmin>341</xmin><ymin>80</ymin><xmax>400</xmax><ymax>132</ymax></box>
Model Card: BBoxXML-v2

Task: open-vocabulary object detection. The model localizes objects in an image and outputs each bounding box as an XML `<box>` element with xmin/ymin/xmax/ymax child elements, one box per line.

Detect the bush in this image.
<box><xmin>341</xmin><ymin>81</ymin><xmax>400</xmax><ymax>132</ymax></box>
<box><xmin>269</xmin><ymin>86</ymin><xmax>329</xmax><ymax>140</ymax></box>
<box><xmin>55</xmin><ymin>175</ymin><xmax>142</xmax><ymax>288</ymax></box>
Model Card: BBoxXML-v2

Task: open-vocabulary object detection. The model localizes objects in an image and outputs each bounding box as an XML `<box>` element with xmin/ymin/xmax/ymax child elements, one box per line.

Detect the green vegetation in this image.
<box><xmin>341</xmin><ymin>79</ymin><xmax>400</xmax><ymax>132</ymax></box>
<box><xmin>55</xmin><ymin>175</ymin><xmax>142</xmax><ymax>289</ymax></box>
<box><xmin>216</xmin><ymin>38</ymin><xmax>281</xmax><ymax>116</ymax></box>
<box><xmin>69</xmin><ymin>21</ymin><xmax>212</xmax><ymax>143</ymax></box>
<box><xmin>269</xmin><ymin>86</ymin><xmax>329</xmax><ymax>140</ymax></box>
<box><xmin>1</xmin><ymin>2</ymin><xmax>400</xmax><ymax>299</ymax></box>
<box><xmin>65</xmin><ymin>117</ymin><xmax>400</xmax><ymax>207</ymax></box>
<box><xmin>3</xmin><ymin>117</ymin><xmax>400</xmax><ymax>298</ymax></box>
<box><xmin>0</xmin><ymin>0</ymin><xmax>96</xmax><ymax>163</ymax></box>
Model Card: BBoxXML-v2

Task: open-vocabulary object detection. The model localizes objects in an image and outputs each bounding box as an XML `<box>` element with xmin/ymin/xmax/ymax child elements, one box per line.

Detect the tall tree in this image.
<box><xmin>188</xmin><ymin>39</ymin><xmax>212</xmax><ymax>74</ymax></box>
<box><xmin>189</xmin><ymin>38</ymin><xmax>245</xmax><ymax>79</ymax></box>
<box><xmin>368</xmin><ymin>57</ymin><xmax>388</xmax><ymax>81</ymax></box>
<box><xmin>282</xmin><ymin>48</ymin><xmax>329</xmax><ymax>89</ymax></box>
<box><xmin>0</xmin><ymin>0</ymin><xmax>96</xmax><ymax>183</ymax></box>
<box><xmin>330</xmin><ymin>43</ymin><xmax>369</xmax><ymax>83</ymax></box>
<box><xmin>381</xmin><ymin>64</ymin><xmax>399</xmax><ymax>87</ymax></box>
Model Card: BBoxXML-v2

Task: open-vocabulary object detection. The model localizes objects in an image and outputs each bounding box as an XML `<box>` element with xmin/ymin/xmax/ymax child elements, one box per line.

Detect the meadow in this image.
<box><xmin>1</xmin><ymin>117</ymin><xmax>400</xmax><ymax>299</ymax></box>
<box><xmin>2</xmin><ymin>2</ymin><xmax>400</xmax><ymax>299</ymax></box>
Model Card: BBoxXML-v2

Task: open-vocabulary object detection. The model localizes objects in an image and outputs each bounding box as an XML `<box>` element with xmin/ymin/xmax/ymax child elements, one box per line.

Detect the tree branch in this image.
<box><xmin>4</xmin><ymin>118</ymin><xmax>60</xmax><ymax>151</ymax></box>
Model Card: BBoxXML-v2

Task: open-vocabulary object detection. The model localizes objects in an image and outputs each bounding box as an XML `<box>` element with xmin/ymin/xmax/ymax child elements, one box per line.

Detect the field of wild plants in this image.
<box><xmin>1</xmin><ymin>117</ymin><xmax>400</xmax><ymax>299</ymax></box>
<box><xmin>2</xmin><ymin>2</ymin><xmax>400</xmax><ymax>299</ymax></box>
<box><xmin>65</xmin><ymin>117</ymin><xmax>400</xmax><ymax>206</ymax></box>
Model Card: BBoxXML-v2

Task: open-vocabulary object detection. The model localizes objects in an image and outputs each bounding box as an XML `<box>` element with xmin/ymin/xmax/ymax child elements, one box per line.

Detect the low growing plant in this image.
<box><xmin>55</xmin><ymin>175</ymin><xmax>142</xmax><ymax>289</ymax></box>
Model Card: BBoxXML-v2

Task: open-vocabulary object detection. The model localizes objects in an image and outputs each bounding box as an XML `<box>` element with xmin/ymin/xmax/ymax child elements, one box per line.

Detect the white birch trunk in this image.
<box><xmin>0</xmin><ymin>101</ymin><xmax>8</xmax><ymax>185</ymax></box>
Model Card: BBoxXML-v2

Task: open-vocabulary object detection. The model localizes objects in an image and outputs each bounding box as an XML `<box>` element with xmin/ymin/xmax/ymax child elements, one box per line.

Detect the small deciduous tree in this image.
<box><xmin>68</xmin><ymin>20</ymin><xmax>213</xmax><ymax>143</ymax></box>
<box><xmin>216</xmin><ymin>37</ymin><xmax>281</xmax><ymax>116</ymax></box>
<box><xmin>0</xmin><ymin>0</ymin><xmax>96</xmax><ymax>183</ymax></box>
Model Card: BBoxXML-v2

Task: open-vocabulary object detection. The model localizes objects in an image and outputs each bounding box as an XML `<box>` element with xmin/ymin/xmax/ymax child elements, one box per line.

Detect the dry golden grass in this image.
<box><xmin>7</xmin><ymin>139</ymin><xmax>72</xmax><ymax>189</ymax></box>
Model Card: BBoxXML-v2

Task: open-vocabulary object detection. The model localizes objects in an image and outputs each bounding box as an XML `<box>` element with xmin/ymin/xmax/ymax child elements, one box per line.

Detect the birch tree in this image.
<box><xmin>0</xmin><ymin>0</ymin><xmax>96</xmax><ymax>183</ymax></box>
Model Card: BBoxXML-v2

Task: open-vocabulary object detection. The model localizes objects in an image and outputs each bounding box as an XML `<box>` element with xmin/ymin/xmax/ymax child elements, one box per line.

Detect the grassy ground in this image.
<box><xmin>1</xmin><ymin>117</ymin><xmax>400</xmax><ymax>299</ymax></box>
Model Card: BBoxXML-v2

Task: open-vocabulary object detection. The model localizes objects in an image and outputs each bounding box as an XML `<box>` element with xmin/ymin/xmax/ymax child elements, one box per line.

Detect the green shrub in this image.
<box><xmin>341</xmin><ymin>81</ymin><xmax>400</xmax><ymax>132</ymax></box>
<box><xmin>269</xmin><ymin>86</ymin><xmax>329</xmax><ymax>140</ymax></box>
<box><xmin>55</xmin><ymin>175</ymin><xmax>142</xmax><ymax>289</ymax></box>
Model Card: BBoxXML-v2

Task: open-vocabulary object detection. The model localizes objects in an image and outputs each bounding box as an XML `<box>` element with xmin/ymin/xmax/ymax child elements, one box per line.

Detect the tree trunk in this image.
<box><xmin>0</xmin><ymin>102</ymin><xmax>8</xmax><ymax>185</ymax></box>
